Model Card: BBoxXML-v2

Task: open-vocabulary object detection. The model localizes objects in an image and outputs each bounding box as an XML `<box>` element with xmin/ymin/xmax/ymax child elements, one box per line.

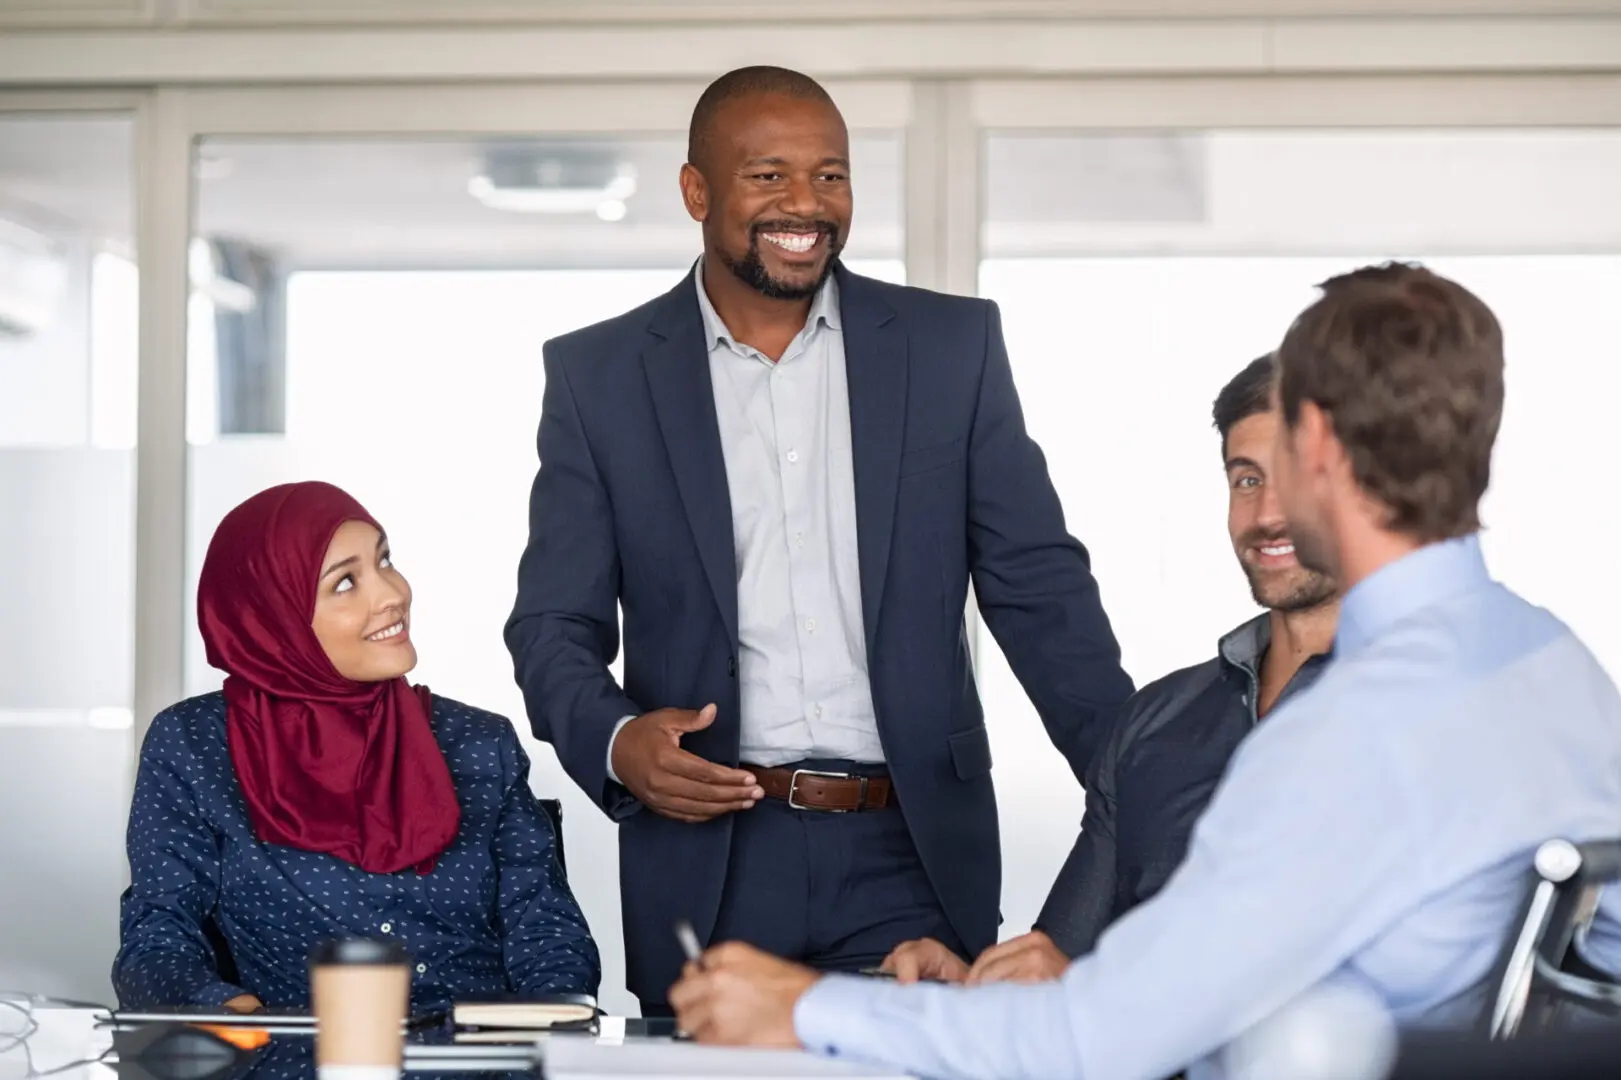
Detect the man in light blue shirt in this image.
<box><xmin>667</xmin><ymin>262</ymin><xmax>1621</xmax><ymax>1080</ymax></box>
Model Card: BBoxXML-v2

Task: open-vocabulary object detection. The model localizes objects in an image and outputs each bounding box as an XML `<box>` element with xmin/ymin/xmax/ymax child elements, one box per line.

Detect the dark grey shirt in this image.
<box><xmin>1034</xmin><ymin>614</ymin><xmax>1330</xmax><ymax>958</ymax></box>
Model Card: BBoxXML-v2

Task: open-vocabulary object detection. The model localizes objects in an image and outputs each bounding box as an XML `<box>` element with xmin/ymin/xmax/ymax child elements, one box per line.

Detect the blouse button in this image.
<box><xmin>415</xmin><ymin>963</ymin><xmax>427</xmax><ymax>974</ymax></box>
<box><xmin>380</xmin><ymin>922</ymin><xmax>393</xmax><ymax>934</ymax></box>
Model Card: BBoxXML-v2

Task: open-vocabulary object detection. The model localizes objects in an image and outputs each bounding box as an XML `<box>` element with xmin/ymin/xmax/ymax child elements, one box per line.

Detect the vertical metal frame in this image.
<box><xmin>904</xmin><ymin>79</ymin><xmax>983</xmax><ymax>661</ymax></box>
<box><xmin>132</xmin><ymin>88</ymin><xmax>193</xmax><ymax>750</ymax></box>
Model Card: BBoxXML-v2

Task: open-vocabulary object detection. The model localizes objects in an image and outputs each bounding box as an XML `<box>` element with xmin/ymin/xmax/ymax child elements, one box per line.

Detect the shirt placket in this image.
<box><xmin>770</xmin><ymin>339</ymin><xmax>827</xmax><ymax>751</ymax></box>
<box><xmin>395</xmin><ymin>870</ymin><xmax>438</xmax><ymax>984</ymax></box>
<box><xmin>365</xmin><ymin>868</ymin><xmax>408</xmax><ymax>954</ymax></box>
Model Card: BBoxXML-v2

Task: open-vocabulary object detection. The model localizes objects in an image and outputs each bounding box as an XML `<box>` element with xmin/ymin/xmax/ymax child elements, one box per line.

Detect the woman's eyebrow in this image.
<box><xmin>320</xmin><ymin>554</ymin><xmax>359</xmax><ymax>580</ymax></box>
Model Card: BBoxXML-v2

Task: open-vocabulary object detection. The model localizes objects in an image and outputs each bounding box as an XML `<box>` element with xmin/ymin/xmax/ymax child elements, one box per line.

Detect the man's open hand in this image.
<box><xmin>611</xmin><ymin>705</ymin><xmax>764</xmax><ymax>822</ymax></box>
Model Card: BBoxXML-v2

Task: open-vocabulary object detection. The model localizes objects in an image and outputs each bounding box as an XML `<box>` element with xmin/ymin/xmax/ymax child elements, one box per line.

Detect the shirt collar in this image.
<box><xmin>1218</xmin><ymin>614</ymin><xmax>1272</xmax><ymax>676</ymax></box>
<box><xmin>692</xmin><ymin>256</ymin><xmax>842</xmax><ymax>352</ymax></box>
<box><xmin>1334</xmin><ymin>533</ymin><xmax>1491</xmax><ymax>657</ymax></box>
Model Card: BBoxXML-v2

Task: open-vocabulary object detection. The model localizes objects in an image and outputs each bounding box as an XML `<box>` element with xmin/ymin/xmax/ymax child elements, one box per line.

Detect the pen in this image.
<box><xmin>674</xmin><ymin>918</ymin><xmax>703</xmax><ymax>968</ymax></box>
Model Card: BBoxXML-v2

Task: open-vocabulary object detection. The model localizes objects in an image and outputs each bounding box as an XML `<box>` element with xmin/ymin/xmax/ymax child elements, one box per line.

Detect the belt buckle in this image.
<box><xmin>788</xmin><ymin>768</ymin><xmax>853</xmax><ymax>812</ymax></box>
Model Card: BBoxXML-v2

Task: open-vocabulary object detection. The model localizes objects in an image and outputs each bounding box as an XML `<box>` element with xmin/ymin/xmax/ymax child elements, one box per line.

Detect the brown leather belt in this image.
<box><xmin>744</xmin><ymin>765</ymin><xmax>895</xmax><ymax>812</ymax></box>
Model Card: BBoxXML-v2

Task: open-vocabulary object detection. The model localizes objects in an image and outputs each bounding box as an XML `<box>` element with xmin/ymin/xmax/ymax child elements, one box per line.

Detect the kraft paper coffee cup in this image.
<box><xmin>309</xmin><ymin>937</ymin><xmax>410</xmax><ymax>1080</ymax></box>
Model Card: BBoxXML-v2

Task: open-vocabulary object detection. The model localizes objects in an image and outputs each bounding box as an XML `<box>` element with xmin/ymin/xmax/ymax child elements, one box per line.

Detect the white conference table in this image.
<box><xmin>0</xmin><ymin>1002</ymin><xmax>916</xmax><ymax>1080</ymax></box>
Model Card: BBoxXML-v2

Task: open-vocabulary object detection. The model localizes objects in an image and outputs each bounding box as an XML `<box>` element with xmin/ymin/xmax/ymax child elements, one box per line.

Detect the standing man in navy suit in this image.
<box><xmin>506</xmin><ymin>66</ymin><xmax>1133</xmax><ymax>1014</ymax></box>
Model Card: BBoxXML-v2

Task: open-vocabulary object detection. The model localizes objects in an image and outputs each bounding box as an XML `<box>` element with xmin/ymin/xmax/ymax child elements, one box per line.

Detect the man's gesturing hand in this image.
<box><xmin>610</xmin><ymin>704</ymin><xmax>764</xmax><ymax>822</ymax></box>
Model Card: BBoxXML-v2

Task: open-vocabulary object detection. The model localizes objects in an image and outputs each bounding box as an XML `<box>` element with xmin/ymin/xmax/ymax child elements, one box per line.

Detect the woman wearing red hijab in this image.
<box><xmin>113</xmin><ymin>482</ymin><xmax>599</xmax><ymax>1012</ymax></box>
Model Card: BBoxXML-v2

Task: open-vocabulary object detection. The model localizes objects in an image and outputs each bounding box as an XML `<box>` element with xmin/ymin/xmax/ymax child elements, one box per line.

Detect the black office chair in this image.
<box><xmin>1481</xmin><ymin>838</ymin><xmax>1621</xmax><ymax>1039</ymax></box>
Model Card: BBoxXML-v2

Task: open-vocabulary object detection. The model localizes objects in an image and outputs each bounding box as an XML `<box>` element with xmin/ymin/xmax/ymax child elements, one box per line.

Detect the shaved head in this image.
<box><xmin>687</xmin><ymin>66</ymin><xmax>839</xmax><ymax>174</ymax></box>
<box><xmin>679</xmin><ymin>66</ymin><xmax>851</xmax><ymax>302</ymax></box>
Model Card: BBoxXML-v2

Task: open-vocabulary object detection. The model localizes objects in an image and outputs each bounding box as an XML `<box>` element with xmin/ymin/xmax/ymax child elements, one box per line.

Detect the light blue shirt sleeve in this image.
<box><xmin>795</xmin><ymin>691</ymin><xmax>1431</xmax><ymax>1080</ymax></box>
<box><xmin>793</xmin><ymin>537</ymin><xmax>1621</xmax><ymax>1080</ymax></box>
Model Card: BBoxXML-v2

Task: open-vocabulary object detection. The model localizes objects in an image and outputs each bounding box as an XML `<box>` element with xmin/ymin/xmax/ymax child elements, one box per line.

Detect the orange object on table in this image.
<box><xmin>194</xmin><ymin>1024</ymin><xmax>272</xmax><ymax>1050</ymax></box>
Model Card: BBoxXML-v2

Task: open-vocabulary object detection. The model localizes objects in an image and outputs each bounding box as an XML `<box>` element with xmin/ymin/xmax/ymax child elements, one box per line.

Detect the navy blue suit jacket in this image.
<box><xmin>505</xmin><ymin>264</ymin><xmax>1132</xmax><ymax>1001</ymax></box>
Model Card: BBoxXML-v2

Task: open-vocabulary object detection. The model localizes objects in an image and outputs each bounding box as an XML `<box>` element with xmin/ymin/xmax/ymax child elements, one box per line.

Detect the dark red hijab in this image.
<box><xmin>197</xmin><ymin>481</ymin><xmax>460</xmax><ymax>875</ymax></box>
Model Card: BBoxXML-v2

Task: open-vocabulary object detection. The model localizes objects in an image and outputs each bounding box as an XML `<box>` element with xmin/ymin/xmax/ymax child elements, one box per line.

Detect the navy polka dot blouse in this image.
<box><xmin>113</xmin><ymin>692</ymin><xmax>601</xmax><ymax>1012</ymax></box>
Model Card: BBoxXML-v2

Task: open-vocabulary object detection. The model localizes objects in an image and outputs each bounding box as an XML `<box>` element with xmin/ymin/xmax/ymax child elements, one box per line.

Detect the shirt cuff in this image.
<box><xmin>604</xmin><ymin>715</ymin><xmax>636</xmax><ymax>785</ymax></box>
<box><xmin>192</xmin><ymin>979</ymin><xmax>252</xmax><ymax>1009</ymax></box>
<box><xmin>794</xmin><ymin>974</ymin><xmax>875</xmax><ymax>1059</ymax></box>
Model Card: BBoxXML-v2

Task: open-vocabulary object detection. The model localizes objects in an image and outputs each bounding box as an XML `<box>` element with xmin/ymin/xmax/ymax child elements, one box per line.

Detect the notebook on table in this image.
<box><xmin>449</xmin><ymin>995</ymin><xmax>600</xmax><ymax>1042</ymax></box>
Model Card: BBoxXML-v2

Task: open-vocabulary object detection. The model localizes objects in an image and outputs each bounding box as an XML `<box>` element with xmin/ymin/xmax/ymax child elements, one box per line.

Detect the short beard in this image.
<box><xmin>1237</xmin><ymin>526</ymin><xmax>1338</xmax><ymax>613</ymax></box>
<box><xmin>1244</xmin><ymin>566</ymin><xmax>1337</xmax><ymax>613</ymax></box>
<box><xmin>719</xmin><ymin>221</ymin><xmax>843</xmax><ymax>300</ymax></box>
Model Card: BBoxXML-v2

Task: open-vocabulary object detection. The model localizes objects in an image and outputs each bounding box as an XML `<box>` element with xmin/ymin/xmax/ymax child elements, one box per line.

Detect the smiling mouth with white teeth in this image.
<box><xmin>366</xmin><ymin>620</ymin><xmax>407</xmax><ymax>643</ymax></box>
<box><xmin>761</xmin><ymin>230</ymin><xmax>822</xmax><ymax>254</ymax></box>
<box><xmin>1259</xmin><ymin>543</ymin><xmax>1295</xmax><ymax>558</ymax></box>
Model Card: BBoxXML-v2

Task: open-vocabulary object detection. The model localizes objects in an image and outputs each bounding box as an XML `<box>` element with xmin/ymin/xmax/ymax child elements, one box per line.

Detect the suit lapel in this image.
<box><xmin>838</xmin><ymin>265</ymin><xmax>907</xmax><ymax>656</ymax></box>
<box><xmin>642</xmin><ymin>274</ymin><xmax>740</xmax><ymax>647</ymax></box>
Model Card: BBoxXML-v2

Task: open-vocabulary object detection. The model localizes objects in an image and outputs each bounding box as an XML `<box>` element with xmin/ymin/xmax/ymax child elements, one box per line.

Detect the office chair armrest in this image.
<box><xmin>1534</xmin><ymin>954</ymin><xmax>1621</xmax><ymax>1010</ymax></box>
<box><xmin>1541</xmin><ymin>840</ymin><xmax>1621</xmax><ymax>887</ymax></box>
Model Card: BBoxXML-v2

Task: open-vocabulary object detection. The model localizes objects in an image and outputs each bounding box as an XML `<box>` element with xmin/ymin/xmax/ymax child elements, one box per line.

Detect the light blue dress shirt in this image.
<box><xmin>607</xmin><ymin>261</ymin><xmax>884</xmax><ymax>779</ymax></box>
<box><xmin>794</xmin><ymin>535</ymin><xmax>1621</xmax><ymax>1080</ymax></box>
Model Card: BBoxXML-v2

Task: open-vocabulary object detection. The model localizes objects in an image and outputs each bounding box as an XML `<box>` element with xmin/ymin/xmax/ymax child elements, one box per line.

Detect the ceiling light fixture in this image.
<box><xmin>468</xmin><ymin>146</ymin><xmax>637</xmax><ymax>219</ymax></box>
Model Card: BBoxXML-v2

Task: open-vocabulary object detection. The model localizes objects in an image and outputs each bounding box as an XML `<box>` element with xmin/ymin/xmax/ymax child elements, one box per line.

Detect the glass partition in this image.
<box><xmin>0</xmin><ymin>112</ymin><xmax>137</xmax><ymax>1003</ymax></box>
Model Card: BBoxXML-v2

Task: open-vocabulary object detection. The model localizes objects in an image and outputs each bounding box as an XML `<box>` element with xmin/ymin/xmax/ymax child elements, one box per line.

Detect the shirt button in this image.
<box><xmin>805</xmin><ymin>618</ymin><xmax>816</xmax><ymax>633</ymax></box>
<box><xmin>814</xmin><ymin>704</ymin><xmax>823</xmax><ymax>718</ymax></box>
<box><xmin>795</xmin><ymin>533</ymin><xmax>805</xmax><ymax>547</ymax></box>
<box><xmin>786</xmin><ymin>450</ymin><xmax>799</xmax><ymax>464</ymax></box>
<box><xmin>380</xmin><ymin>922</ymin><xmax>393</xmax><ymax>934</ymax></box>
<box><xmin>416</xmin><ymin>963</ymin><xmax>427</xmax><ymax>974</ymax></box>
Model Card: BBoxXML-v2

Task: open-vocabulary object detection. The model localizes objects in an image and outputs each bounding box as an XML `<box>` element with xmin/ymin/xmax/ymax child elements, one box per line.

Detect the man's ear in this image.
<box><xmin>679</xmin><ymin>162</ymin><xmax>709</xmax><ymax>224</ymax></box>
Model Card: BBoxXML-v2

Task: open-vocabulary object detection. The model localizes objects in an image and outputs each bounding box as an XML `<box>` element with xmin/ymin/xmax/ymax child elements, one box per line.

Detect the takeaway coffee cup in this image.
<box><xmin>309</xmin><ymin>938</ymin><xmax>411</xmax><ymax>1080</ymax></box>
